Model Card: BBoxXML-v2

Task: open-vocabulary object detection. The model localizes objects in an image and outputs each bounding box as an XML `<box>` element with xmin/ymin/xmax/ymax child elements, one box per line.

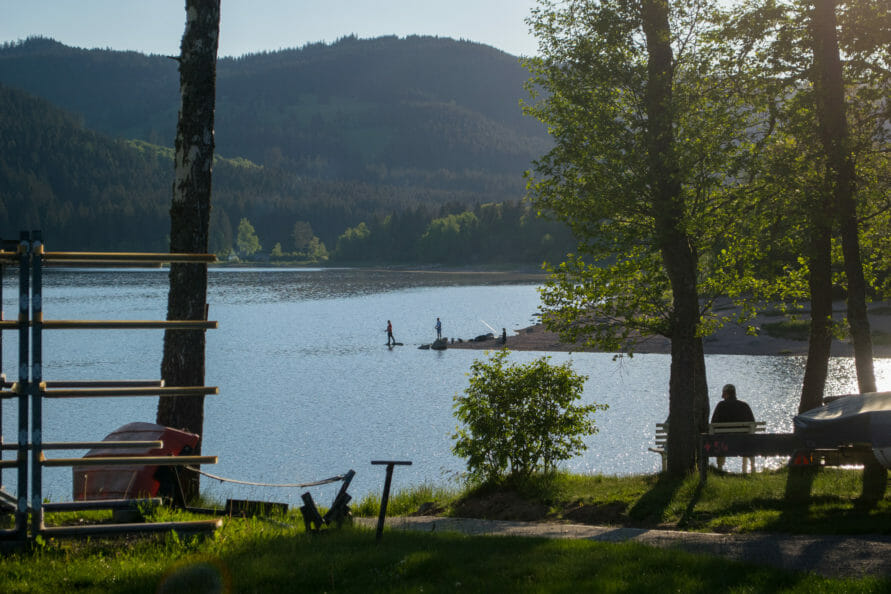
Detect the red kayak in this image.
<box><xmin>73</xmin><ymin>422</ymin><xmax>199</xmax><ymax>501</ymax></box>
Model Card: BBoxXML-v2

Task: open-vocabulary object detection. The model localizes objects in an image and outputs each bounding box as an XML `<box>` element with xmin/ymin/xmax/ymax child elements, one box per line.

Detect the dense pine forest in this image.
<box><xmin>0</xmin><ymin>35</ymin><xmax>572</xmax><ymax>264</ymax></box>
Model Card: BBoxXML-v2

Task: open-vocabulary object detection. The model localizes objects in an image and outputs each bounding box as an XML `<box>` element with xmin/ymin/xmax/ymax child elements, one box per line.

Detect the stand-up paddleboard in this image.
<box><xmin>385</xmin><ymin>342</ymin><xmax>404</xmax><ymax>346</ymax></box>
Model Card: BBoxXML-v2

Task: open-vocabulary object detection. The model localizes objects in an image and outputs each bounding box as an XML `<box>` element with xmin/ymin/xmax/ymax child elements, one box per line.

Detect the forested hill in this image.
<box><xmin>0</xmin><ymin>83</ymin><xmax>572</xmax><ymax>262</ymax></box>
<box><xmin>0</xmin><ymin>36</ymin><xmax>573</xmax><ymax>263</ymax></box>
<box><xmin>0</xmin><ymin>35</ymin><xmax>549</xmax><ymax>191</ymax></box>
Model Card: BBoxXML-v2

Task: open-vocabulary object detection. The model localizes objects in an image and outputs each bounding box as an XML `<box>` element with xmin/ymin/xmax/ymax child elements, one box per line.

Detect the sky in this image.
<box><xmin>0</xmin><ymin>0</ymin><xmax>542</xmax><ymax>58</ymax></box>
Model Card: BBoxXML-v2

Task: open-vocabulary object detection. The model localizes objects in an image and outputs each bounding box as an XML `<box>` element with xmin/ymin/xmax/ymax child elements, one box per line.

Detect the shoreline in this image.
<box><xmin>447</xmin><ymin>301</ymin><xmax>891</xmax><ymax>358</ymax></box>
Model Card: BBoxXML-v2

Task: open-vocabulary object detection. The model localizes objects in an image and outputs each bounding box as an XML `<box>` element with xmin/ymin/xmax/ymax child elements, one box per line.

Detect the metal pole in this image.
<box><xmin>30</xmin><ymin>231</ymin><xmax>44</xmax><ymax>535</ymax></box>
<box><xmin>15</xmin><ymin>232</ymin><xmax>29</xmax><ymax>538</ymax></box>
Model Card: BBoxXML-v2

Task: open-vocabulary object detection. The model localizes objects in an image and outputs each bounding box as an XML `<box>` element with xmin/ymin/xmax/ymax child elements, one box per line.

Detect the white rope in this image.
<box><xmin>184</xmin><ymin>466</ymin><xmax>345</xmax><ymax>488</ymax></box>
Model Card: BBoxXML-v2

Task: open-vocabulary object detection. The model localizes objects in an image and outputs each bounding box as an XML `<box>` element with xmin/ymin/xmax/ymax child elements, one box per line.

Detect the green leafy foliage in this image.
<box><xmin>452</xmin><ymin>350</ymin><xmax>606</xmax><ymax>483</ymax></box>
<box><xmin>235</xmin><ymin>217</ymin><xmax>262</xmax><ymax>257</ymax></box>
<box><xmin>524</xmin><ymin>0</ymin><xmax>766</xmax><ymax>353</ymax></box>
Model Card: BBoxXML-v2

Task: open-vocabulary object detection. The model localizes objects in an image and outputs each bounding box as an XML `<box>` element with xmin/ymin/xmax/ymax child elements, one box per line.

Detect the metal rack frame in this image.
<box><xmin>0</xmin><ymin>231</ymin><xmax>222</xmax><ymax>540</ymax></box>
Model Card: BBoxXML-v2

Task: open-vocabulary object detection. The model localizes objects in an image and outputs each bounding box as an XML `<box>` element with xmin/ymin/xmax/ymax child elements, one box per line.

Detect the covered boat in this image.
<box><xmin>73</xmin><ymin>422</ymin><xmax>199</xmax><ymax>501</ymax></box>
<box><xmin>793</xmin><ymin>392</ymin><xmax>891</xmax><ymax>468</ymax></box>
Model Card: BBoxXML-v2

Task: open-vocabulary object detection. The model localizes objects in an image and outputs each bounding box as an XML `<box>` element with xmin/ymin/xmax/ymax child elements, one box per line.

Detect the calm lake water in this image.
<box><xmin>2</xmin><ymin>268</ymin><xmax>889</xmax><ymax>507</ymax></box>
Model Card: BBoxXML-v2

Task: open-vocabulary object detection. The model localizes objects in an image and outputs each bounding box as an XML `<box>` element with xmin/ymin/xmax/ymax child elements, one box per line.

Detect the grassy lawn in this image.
<box><xmin>0</xmin><ymin>468</ymin><xmax>888</xmax><ymax>593</ymax></box>
<box><xmin>3</xmin><ymin>523</ymin><xmax>882</xmax><ymax>593</ymax></box>
<box><xmin>430</xmin><ymin>468</ymin><xmax>891</xmax><ymax>535</ymax></box>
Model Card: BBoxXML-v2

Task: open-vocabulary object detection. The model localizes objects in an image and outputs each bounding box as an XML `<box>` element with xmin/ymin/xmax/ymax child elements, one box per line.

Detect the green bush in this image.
<box><xmin>452</xmin><ymin>350</ymin><xmax>607</xmax><ymax>483</ymax></box>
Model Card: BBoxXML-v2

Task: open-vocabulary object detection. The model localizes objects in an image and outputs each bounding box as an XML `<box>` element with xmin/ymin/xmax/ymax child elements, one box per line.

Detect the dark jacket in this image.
<box><xmin>711</xmin><ymin>399</ymin><xmax>755</xmax><ymax>423</ymax></box>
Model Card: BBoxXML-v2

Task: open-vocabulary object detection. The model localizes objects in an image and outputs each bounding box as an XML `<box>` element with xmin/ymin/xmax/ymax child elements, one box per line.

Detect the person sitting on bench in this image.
<box><xmin>711</xmin><ymin>383</ymin><xmax>756</xmax><ymax>472</ymax></box>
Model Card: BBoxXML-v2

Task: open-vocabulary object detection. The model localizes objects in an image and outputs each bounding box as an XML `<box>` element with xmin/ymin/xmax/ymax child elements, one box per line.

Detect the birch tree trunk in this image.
<box><xmin>157</xmin><ymin>0</ymin><xmax>221</xmax><ymax>503</ymax></box>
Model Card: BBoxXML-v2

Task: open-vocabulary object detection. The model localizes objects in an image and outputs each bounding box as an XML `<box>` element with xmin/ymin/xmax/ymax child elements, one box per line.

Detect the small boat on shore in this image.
<box><xmin>73</xmin><ymin>422</ymin><xmax>199</xmax><ymax>501</ymax></box>
<box><xmin>794</xmin><ymin>392</ymin><xmax>891</xmax><ymax>468</ymax></box>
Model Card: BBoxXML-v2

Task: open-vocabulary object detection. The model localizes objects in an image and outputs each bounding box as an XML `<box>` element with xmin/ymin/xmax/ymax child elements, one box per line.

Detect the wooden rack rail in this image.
<box><xmin>2</xmin><ymin>441</ymin><xmax>164</xmax><ymax>451</ymax></box>
<box><xmin>42</xmin><ymin>455</ymin><xmax>218</xmax><ymax>468</ymax></box>
<box><xmin>41</xmin><ymin>386</ymin><xmax>219</xmax><ymax>398</ymax></box>
<box><xmin>44</xmin><ymin>498</ymin><xmax>162</xmax><ymax>512</ymax></box>
<box><xmin>43</xmin><ymin>251</ymin><xmax>217</xmax><ymax>263</ymax></box>
<box><xmin>1</xmin><ymin>320</ymin><xmax>217</xmax><ymax>329</ymax></box>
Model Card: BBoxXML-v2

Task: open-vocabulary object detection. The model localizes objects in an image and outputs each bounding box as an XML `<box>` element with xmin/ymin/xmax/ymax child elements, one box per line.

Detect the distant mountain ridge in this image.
<box><xmin>0</xmin><ymin>35</ymin><xmax>549</xmax><ymax>189</ymax></box>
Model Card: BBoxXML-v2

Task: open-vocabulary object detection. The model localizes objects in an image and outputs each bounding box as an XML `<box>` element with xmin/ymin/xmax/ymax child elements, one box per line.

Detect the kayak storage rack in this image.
<box><xmin>0</xmin><ymin>231</ymin><xmax>221</xmax><ymax>541</ymax></box>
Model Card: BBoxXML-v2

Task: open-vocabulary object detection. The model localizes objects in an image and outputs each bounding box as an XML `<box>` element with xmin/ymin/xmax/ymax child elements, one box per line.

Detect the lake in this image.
<box><xmin>2</xmin><ymin>268</ymin><xmax>888</xmax><ymax>508</ymax></box>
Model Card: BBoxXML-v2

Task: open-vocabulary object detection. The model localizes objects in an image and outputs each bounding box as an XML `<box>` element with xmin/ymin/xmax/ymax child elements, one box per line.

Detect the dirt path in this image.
<box><xmin>357</xmin><ymin>516</ymin><xmax>891</xmax><ymax>579</ymax></box>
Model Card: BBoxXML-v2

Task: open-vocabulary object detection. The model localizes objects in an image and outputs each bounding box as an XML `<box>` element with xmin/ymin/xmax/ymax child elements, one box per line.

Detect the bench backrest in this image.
<box><xmin>655</xmin><ymin>421</ymin><xmax>766</xmax><ymax>443</ymax></box>
<box><xmin>708</xmin><ymin>421</ymin><xmax>766</xmax><ymax>435</ymax></box>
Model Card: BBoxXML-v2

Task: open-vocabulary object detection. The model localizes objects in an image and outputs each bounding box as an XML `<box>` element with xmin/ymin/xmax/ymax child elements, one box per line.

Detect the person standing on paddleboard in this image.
<box><xmin>386</xmin><ymin>320</ymin><xmax>396</xmax><ymax>346</ymax></box>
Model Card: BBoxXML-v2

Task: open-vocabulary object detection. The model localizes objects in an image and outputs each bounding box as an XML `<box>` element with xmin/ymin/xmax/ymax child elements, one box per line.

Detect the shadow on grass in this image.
<box><xmin>145</xmin><ymin>525</ymin><xmax>855</xmax><ymax>593</ymax></box>
<box><xmin>860</xmin><ymin>461</ymin><xmax>889</xmax><ymax>505</ymax></box>
<box><xmin>676</xmin><ymin>479</ymin><xmax>705</xmax><ymax>529</ymax></box>
<box><xmin>627</xmin><ymin>473</ymin><xmax>685</xmax><ymax>525</ymax></box>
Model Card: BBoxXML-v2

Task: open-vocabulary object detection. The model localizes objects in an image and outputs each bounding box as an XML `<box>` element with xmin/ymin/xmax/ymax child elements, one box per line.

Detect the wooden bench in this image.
<box><xmin>648</xmin><ymin>423</ymin><xmax>670</xmax><ymax>472</ymax></box>
<box><xmin>651</xmin><ymin>421</ymin><xmax>766</xmax><ymax>473</ymax></box>
<box><xmin>709</xmin><ymin>421</ymin><xmax>766</xmax><ymax>473</ymax></box>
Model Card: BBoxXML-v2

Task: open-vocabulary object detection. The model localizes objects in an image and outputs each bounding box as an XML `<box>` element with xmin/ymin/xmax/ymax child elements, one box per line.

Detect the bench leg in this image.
<box><xmin>743</xmin><ymin>457</ymin><xmax>755</xmax><ymax>474</ymax></box>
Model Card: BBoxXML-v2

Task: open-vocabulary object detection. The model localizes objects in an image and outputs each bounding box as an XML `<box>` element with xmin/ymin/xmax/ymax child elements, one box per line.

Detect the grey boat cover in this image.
<box><xmin>793</xmin><ymin>392</ymin><xmax>891</xmax><ymax>468</ymax></box>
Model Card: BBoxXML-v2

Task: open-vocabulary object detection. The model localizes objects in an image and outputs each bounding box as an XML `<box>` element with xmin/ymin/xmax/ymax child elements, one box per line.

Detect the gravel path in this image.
<box><xmin>357</xmin><ymin>516</ymin><xmax>891</xmax><ymax>579</ymax></box>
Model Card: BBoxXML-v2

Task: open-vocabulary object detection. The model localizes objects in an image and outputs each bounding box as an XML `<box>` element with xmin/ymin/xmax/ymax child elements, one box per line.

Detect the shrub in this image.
<box><xmin>452</xmin><ymin>350</ymin><xmax>607</xmax><ymax>483</ymax></box>
<box><xmin>761</xmin><ymin>319</ymin><xmax>811</xmax><ymax>341</ymax></box>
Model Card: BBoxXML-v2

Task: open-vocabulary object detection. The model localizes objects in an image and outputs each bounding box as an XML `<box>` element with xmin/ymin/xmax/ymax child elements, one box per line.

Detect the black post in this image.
<box><xmin>371</xmin><ymin>460</ymin><xmax>411</xmax><ymax>541</ymax></box>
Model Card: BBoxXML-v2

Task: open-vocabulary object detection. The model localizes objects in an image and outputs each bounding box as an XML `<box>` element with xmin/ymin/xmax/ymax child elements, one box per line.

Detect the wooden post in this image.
<box><xmin>371</xmin><ymin>460</ymin><xmax>411</xmax><ymax>541</ymax></box>
<box><xmin>300</xmin><ymin>492</ymin><xmax>325</xmax><ymax>532</ymax></box>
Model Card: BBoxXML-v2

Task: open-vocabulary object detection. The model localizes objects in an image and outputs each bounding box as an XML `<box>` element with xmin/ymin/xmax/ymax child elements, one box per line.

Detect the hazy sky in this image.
<box><xmin>1</xmin><ymin>0</ymin><xmax>542</xmax><ymax>58</ymax></box>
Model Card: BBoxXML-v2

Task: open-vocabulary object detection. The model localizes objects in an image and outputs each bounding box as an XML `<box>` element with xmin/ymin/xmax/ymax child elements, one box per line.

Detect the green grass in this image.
<box><xmin>429</xmin><ymin>468</ymin><xmax>890</xmax><ymax>534</ymax></box>
<box><xmin>761</xmin><ymin>320</ymin><xmax>891</xmax><ymax>345</ymax></box>
<box><xmin>0</xmin><ymin>469</ymin><xmax>888</xmax><ymax>592</ymax></box>
<box><xmin>871</xmin><ymin>330</ymin><xmax>891</xmax><ymax>346</ymax></box>
<box><xmin>761</xmin><ymin>319</ymin><xmax>811</xmax><ymax>341</ymax></box>
<box><xmin>0</xmin><ymin>520</ymin><xmax>889</xmax><ymax>593</ymax></box>
<box><xmin>0</xmin><ymin>515</ymin><xmax>885</xmax><ymax>593</ymax></box>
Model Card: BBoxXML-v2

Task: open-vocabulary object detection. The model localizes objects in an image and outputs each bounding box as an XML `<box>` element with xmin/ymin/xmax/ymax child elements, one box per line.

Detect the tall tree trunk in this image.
<box><xmin>812</xmin><ymin>0</ymin><xmax>876</xmax><ymax>394</ymax></box>
<box><xmin>811</xmin><ymin>1</ymin><xmax>884</xmax><ymax>498</ymax></box>
<box><xmin>800</xmin><ymin>213</ymin><xmax>833</xmax><ymax>413</ymax></box>
<box><xmin>642</xmin><ymin>0</ymin><xmax>708</xmax><ymax>475</ymax></box>
<box><xmin>157</xmin><ymin>0</ymin><xmax>221</xmax><ymax>503</ymax></box>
